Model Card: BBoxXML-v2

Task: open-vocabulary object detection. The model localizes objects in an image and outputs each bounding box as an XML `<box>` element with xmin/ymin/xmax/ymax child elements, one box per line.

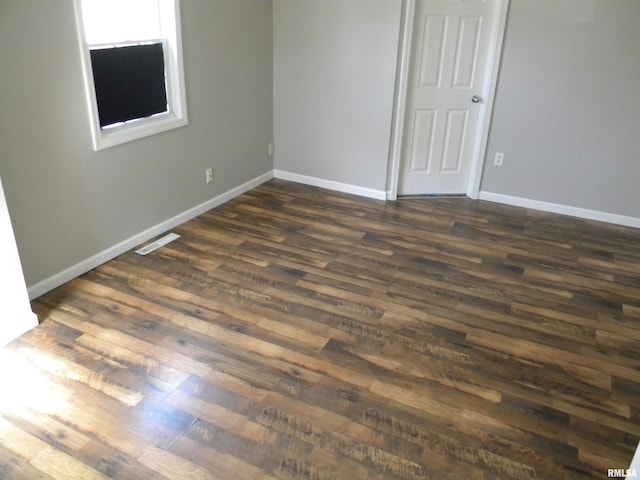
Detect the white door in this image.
<box><xmin>398</xmin><ymin>0</ymin><xmax>498</xmax><ymax>195</ymax></box>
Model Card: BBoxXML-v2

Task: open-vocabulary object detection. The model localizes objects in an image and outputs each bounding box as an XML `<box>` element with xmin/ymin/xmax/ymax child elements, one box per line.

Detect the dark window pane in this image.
<box><xmin>90</xmin><ymin>43</ymin><xmax>168</xmax><ymax>127</ymax></box>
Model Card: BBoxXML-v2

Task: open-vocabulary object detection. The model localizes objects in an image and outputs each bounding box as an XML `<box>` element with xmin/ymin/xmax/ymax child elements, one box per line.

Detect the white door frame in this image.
<box><xmin>0</xmin><ymin>174</ymin><xmax>38</xmax><ymax>346</ymax></box>
<box><xmin>387</xmin><ymin>0</ymin><xmax>510</xmax><ymax>201</ymax></box>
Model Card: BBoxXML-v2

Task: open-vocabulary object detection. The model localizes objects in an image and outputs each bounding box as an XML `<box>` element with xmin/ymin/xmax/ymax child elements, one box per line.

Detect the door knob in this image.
<box><xmin>471</xmin><ymin>95</ymin><xmax>482</xmax><ymax>103</ymax></box>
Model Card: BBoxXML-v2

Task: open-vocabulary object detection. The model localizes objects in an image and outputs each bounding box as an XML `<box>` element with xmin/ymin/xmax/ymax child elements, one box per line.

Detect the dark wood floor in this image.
<box><xmin>2</xmin><ymin>179</ymin><xmax>640</xmax><ymax>479</ymax></box>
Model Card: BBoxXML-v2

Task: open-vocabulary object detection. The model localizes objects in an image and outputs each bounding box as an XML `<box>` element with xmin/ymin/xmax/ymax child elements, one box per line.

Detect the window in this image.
<box><xmin>74</xmin><ymin>0</ymin><xmax>188</xmax><ymax>150</ymax></box>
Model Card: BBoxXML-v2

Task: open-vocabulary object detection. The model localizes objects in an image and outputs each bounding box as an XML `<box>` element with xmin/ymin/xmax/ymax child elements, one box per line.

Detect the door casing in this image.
<box><xmin>387</xmin><ymin>0</ymin><xmax>510</xmax><ymax>200</ymax></box>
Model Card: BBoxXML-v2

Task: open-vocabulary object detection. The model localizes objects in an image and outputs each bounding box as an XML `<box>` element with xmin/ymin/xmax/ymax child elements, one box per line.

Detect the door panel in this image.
<box><xmin>409</xmin><ymin>109</ymin><xmax>437</xmax><ymax>172</ymax></box>
<box><xmin>452</xmin><ymin>16</ymin><xmax>482</xmax><ymax>88</ymax></box>
<box><xmin>418</xmin><ymin>15</ymin><xmax>447</xmax><ymax>88</ymax></box>
<box><xmin>399</xmin><ymin>0</ymin><xmax>496</xmax><ymax>195</ymax></box>
<box><xmin>442</xmin><ymin>109</ymin><xmax>468</xmax><ymax>173</ymax></box>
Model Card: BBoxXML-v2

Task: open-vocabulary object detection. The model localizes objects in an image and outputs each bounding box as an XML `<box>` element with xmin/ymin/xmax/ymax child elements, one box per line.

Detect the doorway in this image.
<box><xmin>388</xmin><ymin>0</ymin><xmax>509</xmax><ymax>199</ymax></box>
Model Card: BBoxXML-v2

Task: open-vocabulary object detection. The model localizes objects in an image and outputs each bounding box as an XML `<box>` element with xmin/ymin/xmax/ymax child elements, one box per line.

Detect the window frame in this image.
<box><xmin>73</xmin><ymin>0</ymin><xmax>188</xmax><ymax>151</ymax></box>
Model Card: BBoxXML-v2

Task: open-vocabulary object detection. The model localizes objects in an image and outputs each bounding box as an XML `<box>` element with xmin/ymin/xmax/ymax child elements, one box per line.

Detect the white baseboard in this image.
<box><xmin>28</xmin><ymin>171</ymin><xmax>274</xmax><ymax>299</ymax></box>
<box><xmin>274</xmin><ymin>170</ymin><xmax>387</xmax><ymax>201</ymax></box>
<box><xmin>32</xmin><ymin>175</ymin><xmax>637</xmax><ymax>300</ymax></box>
<box><xmin>479</xmin><ymin>191</ymin><xmax>640</xmax><ymax>229</ymax></box>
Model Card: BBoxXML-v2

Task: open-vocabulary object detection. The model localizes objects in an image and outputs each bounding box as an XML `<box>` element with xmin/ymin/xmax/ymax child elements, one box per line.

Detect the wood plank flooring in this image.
<box><xmin>2</xmin><ymin>179</ymin><xmax>640</xmax><ymax>479</ymax></box>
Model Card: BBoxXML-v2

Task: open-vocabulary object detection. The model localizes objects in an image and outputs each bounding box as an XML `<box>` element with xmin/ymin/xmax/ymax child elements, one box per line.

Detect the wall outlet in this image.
<box><xmin>494</xmin><ymin>152</ymin><xmax>504</xmax><ymax>166</ymax></box>
<box><xmin>268</xmin><ymin>142</ymin><xmax>274</xmax><ymax>157</ymax></box>
<box><xmin>205</xmin><ymin>168</ymin><xmax>214</xmax><ymax>183</ymax></box>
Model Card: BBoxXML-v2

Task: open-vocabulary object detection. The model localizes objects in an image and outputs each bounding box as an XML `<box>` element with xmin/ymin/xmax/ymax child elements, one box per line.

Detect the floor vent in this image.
<box><xmin>135</xmin><ymin>232</ymin><xmax>181</xmax><ymax>256</ymax></box>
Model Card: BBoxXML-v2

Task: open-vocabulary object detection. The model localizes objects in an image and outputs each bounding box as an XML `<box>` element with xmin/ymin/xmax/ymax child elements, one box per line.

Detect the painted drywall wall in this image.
<box><xmin>0</xmin><ymin>175</ymin><xmax>38</xmax><ymax>346</ymax></box>
<box><xmin>273</xmin><ymin>0</ymin><xmax>401</xmax><ymax>193</ymax></box>
<box><xmin>0</xmin><ymin>0</ymin><xmax>273</xmax><ymax>291</ymax></box>
<box><xmin>481</xmin><ymin>0</ymin><xmax>640</xmax><ymax>218</ymax></box>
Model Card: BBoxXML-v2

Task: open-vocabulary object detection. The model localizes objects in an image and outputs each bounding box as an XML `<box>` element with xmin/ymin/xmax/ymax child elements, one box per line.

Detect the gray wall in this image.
<box><xmin>0</xmin><ymin>0</ymin><xmax>273</xmax><ymax>287</ymax></box>
<box><xmin>273</xmin><ymin>0</ymin><xmax>401</xmax><ymax>192</ymax></box>
<box><xmin>481</xmin><ymin>0</ymin><xmax>640</xmax><ymax>217</ymax></box>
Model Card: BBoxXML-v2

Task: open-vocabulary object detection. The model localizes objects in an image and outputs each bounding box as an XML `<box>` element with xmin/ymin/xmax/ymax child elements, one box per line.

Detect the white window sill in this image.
<box><xmin>93</xmin><ymin>112</ymin><xmax>188</xmax><ymax>150</ymax></box>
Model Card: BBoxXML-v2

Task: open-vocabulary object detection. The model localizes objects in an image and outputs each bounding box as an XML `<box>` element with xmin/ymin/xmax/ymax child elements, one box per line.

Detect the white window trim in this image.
<box><xmin>73</xmin><ymin>0</ymin><xmax>188</xmax><ymax>151</ymax></box>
